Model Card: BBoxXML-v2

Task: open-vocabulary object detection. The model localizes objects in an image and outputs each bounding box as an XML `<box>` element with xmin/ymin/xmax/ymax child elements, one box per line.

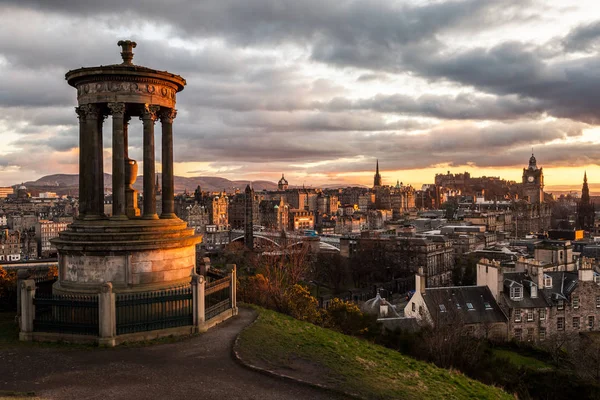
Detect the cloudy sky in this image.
<box><xmin>0</xmin><ymin>0</ymin><xmax>599</xmax><ymax>191</ymax></box>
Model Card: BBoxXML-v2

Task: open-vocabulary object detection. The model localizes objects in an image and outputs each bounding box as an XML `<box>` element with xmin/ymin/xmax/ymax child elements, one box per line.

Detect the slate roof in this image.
<box><xmin>541</xmin><ymin>272</ymin><xmax>578</xmax><ymax>303</ymax></box>
<box><xmin>502</xmin><ymin>272</ymin><xmax>550</xmax><ymax>309</ymax></box>
<box><xmin>423</xmin><ymin>286</ymin><xmax>507</xmax><ymax>325</ymax></box>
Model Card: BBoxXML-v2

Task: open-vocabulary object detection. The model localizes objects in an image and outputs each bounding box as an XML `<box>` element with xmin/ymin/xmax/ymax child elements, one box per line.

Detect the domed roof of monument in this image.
<box><xmin>65</xmin><ymin>40</ymin><xmax>186</xmax><ymax>92</ymax></box>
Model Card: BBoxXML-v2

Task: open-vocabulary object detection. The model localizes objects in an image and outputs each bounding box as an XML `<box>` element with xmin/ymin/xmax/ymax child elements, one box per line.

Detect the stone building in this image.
<box><xmin>0</xmin><ymin>229</ymin><xmax>21</xmax><ymax>261</ymax></box>
<box><xmin>228</xmin><ymin>191</ymin><xmax>259</xmax><ymax>230</ymax></box>
<box><xmin>206</xmin><ymin>192</ymin><xmax>229</xmax><ymax>229</ymax></box>
<box><xmin>288</xmin><ymin>209</ymin><xmax>315</xmax><ymax>231</ymax></box>
<box><xmin>477</xmin><ymin>257</ymin><xmax>600</xmax><ymax>343</ymax></box>
<box><xmin>316</xmin><ymin>193</ymin><xmax>338</xmax><ymax>215</ymax></box>
<box><xmin>35</xmin><ymin>220</ymin><xmax>69</xmax><ymax>258</ymax></box>
<box><xmin>185</xmin><ymin>202</ymin><xmax>209</xmax><ymax>234</ymax></box>
<box><xmin>340</xmin><ymin>235</ymin><xmax>455</xmax><ymax>288</ymax></box>
<box><xmin>404</xmin><ymin>270</ymin><xmax>508</xmax><ymax>340</ymax></box>
<box><xmin>259</xmin><ymin>198</ymin><xmax>289</xmax><ymax>231</ymax></box>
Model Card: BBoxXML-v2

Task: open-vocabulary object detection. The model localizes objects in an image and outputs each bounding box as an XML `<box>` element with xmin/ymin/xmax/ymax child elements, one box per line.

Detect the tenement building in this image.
<box><xmin>477</xmin><ymin>257</ymin><xmax>600</xmax><ymax>343</ymax></box>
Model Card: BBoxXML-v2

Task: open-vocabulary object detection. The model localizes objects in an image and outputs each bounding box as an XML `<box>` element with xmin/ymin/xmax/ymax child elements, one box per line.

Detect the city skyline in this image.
<box><xmin>1</xmin><ymin>1</ymin><xmax>600</xmax><ymax>189</ymax></box>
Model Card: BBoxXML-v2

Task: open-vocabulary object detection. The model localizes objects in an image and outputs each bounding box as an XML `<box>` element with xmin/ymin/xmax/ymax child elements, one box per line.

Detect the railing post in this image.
<box><xmin>229</xmin><ymin>264</ymin><xmax>238</xmax><ymax>316</ymax></box>
<box><xmin>19</xmin><ymin>279</ymin><xmax>36</xmax><ymax>341</ymax></box>
<box><xmin>98</xmin><ymin>282</ymin><xmax>116</xmax><ymax>347</ymax></box>
<box><xmin>16</xmin><ymin>269</ymin><xmax>31</xmax><ymax>319</ymax></box>
<box><xmin>192</xmin><ymin>273</ymin><xmax>205</xmax><ymax>331</ymax></box>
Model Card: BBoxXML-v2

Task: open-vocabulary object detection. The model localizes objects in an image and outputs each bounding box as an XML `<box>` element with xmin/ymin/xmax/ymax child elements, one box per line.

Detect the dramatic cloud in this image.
<box><xmin>0</xmin><ymin>0</ymin><xmax>599</xmax><ymax>187</ymax></box>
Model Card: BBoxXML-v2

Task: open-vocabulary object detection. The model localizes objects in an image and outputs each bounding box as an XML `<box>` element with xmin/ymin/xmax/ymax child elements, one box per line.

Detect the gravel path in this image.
<box><xmin>0</xmin><ymin>308</ymin><xmax>344</xmax><ymax>400</ymax></box>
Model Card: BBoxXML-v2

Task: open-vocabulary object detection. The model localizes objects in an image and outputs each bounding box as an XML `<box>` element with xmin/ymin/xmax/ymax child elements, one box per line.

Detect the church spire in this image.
<box><xmin>582</xmin><ymin>171</ymin><xmax>590</xmax><ymax>203</ymax></box>
<box><xmin>373</xmin><ymin>159</ymin><xmax>382</xmax><ymax>188</ymax></box>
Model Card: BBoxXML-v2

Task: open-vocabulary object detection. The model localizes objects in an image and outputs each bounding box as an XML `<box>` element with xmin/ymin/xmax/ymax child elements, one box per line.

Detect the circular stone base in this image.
<box><xmin>52</xmin><ymin>218</ymin><xmax>201</xmax><ymax>295</ymax></box>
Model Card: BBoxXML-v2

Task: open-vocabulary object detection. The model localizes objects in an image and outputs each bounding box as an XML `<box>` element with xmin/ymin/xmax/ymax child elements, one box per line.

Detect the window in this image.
<box><xmin>558</xmin><ymin>300</ymin><xmax>564</xmax><ymax>310</ymax></box>
<box><xmin>514</xmin><ymin>308</ymin><xmax>522</xmax><ymax>322</ymax></box>
<box><xmin>412</xmin><ymin>302</ymin><xmax>416</xmax><ymax>312</ymax></box>
<box><xmin>540</xmin><ymin>327</ymin><xmax>546</xmax><ymax>341</ymax></box>
<box><xmin>527</xmin><ymin>310</ymin><xmax>534</xmax><ymax>322</ymax></box>
<box><xmin>439</xmin><ymin>304</ymin><xmax>447</xmax><ymax>312</ymax></box>
<box><xmin>539</xmin><ymin>308</ymin><xmax>546</xmax><ymax>320</ymax></box>
<box><xmin>527</xmin><ymin>328</ymin><xmax>534</xmax><ymax>342</ymax></box>
<box><xmin>466</xmin><ymin>303</ymin><xmax>474</xmax><ymax>311</ymax></box>
<box><xmin>514</xmin><ymin>328</ymin><xmax>522</xmax><ymax>341</ymax></box>
<box><xmin>544</xmin><ymin>275</ymin><xmax>552</xmax><ymax>288</ymax></box>
<box><xmin>596</xmin><ymin>296</ymin><xmax>600</xmax><ymax>308</ymax></box>
<box><xmin>573</xmin><ymin>317</ymin><xmax>580</xmax><ymax>329</ymax></box>
<box><xmin>531</xmin><ymin>285</ymin><xmax>538</xmax><ymax>298</ymax></box>
<box><xmin>572</xmin><ymin>296</ymin><xmax>580</xmax><ymax>309</ymax></box>
<box><xmin>484</xmin><ymin>302</ymin><xmax>492</xmax><ymax>310</ymax></box>
<box><xmin>589</xmin><ymin>316</ymin><xmax>595</xmax><ymax>329</ymax></box>
<box><xmin>594</xmin><ymin>275</ymin><xmax>600</xmax><ymax>284</ymax></box>
<box><xmin>456</xmin><ymin>303</ymin><xmax>461</xmax><ymax>310</ymax></box>
<box><xmin>557</xmin><ymin>317</ymin><xmax>565</xmax><ymax>331</ymax></box>
<box><xmin>510</xmin><ymin>286</ymin><xmax>523</xmax><ymax>300</ymax></box>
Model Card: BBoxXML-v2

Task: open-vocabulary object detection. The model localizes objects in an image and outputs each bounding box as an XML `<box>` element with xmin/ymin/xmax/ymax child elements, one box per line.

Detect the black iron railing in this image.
<box><xmin>115</xmin><ymin>287</ymin><xmax>193</xmax><ymax>335</ymax></box>
<box><xmin>33</xmin><ymin>293</ymin><xmax>99</xmax><ymax>336</ymax></box>
<box><xmin>205</xmin><ymin>276</ymin><xmax>231</xmax><ymax>321</ymax></box>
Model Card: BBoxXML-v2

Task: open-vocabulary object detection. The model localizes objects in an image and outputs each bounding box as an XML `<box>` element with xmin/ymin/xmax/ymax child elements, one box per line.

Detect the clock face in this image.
<box><xmin>528</xmin><ymin>176</ymin><xmax>534</xmax><ymax>183</ymax></box>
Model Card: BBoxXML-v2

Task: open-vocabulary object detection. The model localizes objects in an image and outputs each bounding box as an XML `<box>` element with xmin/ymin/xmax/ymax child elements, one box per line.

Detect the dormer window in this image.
<box><xmin>544</xmin><ymin>274</ymin><xmax>553</xmax><ymax>288</ymax></box>
<box><xmin>594</xmin><ymin>273</ymin><xmax>600</xmax><ymax>284</ymax></box>
<box><xmin>466</xmin><ymin>303</ymin><xmax>474</xmax><ymax>311</ymax></box>
<box><xmin>510</xmin><ymin>286</ymin><xmax>523</xmax><ymax>300</ymax></box>
<box><xmin>484</xmin><ymin>302</ymin><xmax>492</xmax><ymax>310</ymax></box>
<box><xmin>439</xmin><ymin>304</ymin><xmax>447</xmax><ymax>313</ymax></box>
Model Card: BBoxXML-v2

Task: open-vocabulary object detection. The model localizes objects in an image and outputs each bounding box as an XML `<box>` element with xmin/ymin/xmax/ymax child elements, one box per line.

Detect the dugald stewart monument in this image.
<box><xmin>17</xmin><ymin>41</ymin><xmax>239</xmax><ymax>348</ymax></box>
<box><xmin>54</xmin><ymin>40</ymin><xmax>201</xmax><ymax>295</ymax></box>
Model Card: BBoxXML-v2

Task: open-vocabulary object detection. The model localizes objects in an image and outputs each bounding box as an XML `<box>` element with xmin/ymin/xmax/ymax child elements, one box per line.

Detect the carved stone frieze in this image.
<box><xmin>76</xmin><ymin>80</ymin><xmax>177</xmax><ymax>100</ymax></box>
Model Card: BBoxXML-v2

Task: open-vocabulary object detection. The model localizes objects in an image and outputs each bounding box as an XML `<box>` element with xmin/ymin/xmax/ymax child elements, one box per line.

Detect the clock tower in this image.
<box><xmin>522</xmin><ymin>153</ymin><xmax>544</xmax><ymax>204</ymax></box>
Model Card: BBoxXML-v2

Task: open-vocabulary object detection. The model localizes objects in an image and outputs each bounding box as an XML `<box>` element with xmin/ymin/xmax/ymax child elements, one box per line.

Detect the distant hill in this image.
<box><xmin>22</xmin><ymin>174</ymin><xmax>278</xmax><ymax>195</ymax></box>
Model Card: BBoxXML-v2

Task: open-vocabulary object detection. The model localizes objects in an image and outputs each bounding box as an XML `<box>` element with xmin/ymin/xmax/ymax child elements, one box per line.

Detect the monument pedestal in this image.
<box><xmin>53</xmin><ymin>218</ymin><xmax>201</xmax><ymax>295</ymax></box>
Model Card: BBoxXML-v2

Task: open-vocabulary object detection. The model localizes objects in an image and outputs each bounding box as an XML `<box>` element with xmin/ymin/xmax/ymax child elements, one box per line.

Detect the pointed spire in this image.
<box><xmin>376</xmin><ymin>159</ymin><xmax>380</xmax><ymax>174</ymax></box>
<box><xmin>584</xmin><ymin>171</ymin><xmax>588</xmax><ymax>183</ymax></box>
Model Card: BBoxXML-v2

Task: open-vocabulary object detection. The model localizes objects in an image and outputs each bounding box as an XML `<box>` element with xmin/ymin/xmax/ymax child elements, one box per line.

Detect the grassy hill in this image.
<box><xmin>236</xmin><ymin>307</ymin><xmax>512</xmax><ymax>400</ymax></box>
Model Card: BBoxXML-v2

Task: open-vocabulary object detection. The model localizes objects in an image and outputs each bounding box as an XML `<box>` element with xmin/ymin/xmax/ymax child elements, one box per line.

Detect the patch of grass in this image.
<box><xmin>238</xmin><ymin>306</ymin><xmax>512</xmax><ymax>400</ymax></box>
<box><xmin>492</xmin><ymin>349</ymin><xmax>551</xmax><ymax>371</ymax></box>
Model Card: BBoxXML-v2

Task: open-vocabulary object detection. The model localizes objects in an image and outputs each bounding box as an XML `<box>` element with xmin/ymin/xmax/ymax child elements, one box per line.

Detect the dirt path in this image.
<box><xmin>0</xmin><ymin>308</ymin><xmax>344</xmax><ymax>400</ymax></box>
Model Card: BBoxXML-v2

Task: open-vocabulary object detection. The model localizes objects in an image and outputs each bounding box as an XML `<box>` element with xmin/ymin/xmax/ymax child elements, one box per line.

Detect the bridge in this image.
<box><xmin>230</xmin><ymin>230</ymin><xmax>340</xmax><ymax>252</ymax></box>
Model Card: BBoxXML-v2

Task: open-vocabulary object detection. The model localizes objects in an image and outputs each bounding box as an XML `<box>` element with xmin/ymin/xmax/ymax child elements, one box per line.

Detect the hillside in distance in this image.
<box><xmin>22</xmin><ymin>174</ymin><xmax>278</xmax><ymax>195</ymax></box>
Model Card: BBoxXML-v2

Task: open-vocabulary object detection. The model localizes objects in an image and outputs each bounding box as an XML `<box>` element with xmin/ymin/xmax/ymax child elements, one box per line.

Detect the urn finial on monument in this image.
<box><xmin>117</xmin><ymin>40</ymin><xmax>137</xmax><ymax>65</ymax></box>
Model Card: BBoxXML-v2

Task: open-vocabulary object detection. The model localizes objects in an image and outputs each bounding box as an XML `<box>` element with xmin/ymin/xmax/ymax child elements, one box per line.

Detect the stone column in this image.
<box><xmin>140</xmin><ymin>104</ymin><xmax>160</xmax><ymax>219</ymax></box>
<box><xmin>159</xmin><ymin>108</ymin><xmax>177</xmax><ymax>219</ymax></box>
<box><xmin>192</xmin><ymin>273</ymin><xmax>205</xmax><ymax>331</ymax></box>
<box><xmin>98</xmin><ymin>282</ymin><xmax>116</xmax><ymax>346</ymax></box>
<box><xmin>108</xmin><ymin>103</ymin><xmax>127</xmax><ymax>220</ymax></box>
<box><xmin>75</xmin><ymin>106</ymin><xmax>89</xmax><ymax>217</ymax></box>
<box><xmin>19</xmin><ymin>279</ymin><xmax>36</xmax><ymax>341</ymax></box>
<box><xmin>83</xmin><ymin>104</ymin><xmax>104</xmax><ymax>219</ymax></box>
